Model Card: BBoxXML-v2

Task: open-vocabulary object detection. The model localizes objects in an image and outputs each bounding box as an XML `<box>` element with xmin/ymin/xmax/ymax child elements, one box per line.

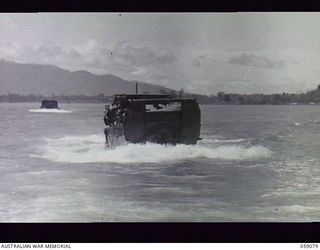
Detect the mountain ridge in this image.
<box><xmin>0</xmin><ymin>60</ymin><xmax>173</xmax><ymax>96</ymax></box>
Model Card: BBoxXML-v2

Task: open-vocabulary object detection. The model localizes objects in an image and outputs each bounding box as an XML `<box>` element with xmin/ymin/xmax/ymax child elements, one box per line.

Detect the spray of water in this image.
<box><xmin>29</xmin><ymin>109</ymin><xmax>72</xmax><ymax>113</ymax></box>
<box><xmin>32</xmin><ymin>134</ymin><xmax>272</xmax><ymax>164</ymax></box>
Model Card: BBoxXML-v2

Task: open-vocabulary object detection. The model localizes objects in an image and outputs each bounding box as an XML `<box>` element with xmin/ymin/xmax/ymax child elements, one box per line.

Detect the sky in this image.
<box><xmin>0</xmin><ymin>12</ymin><xmax>319</xmax><ymax>95</ymax></box>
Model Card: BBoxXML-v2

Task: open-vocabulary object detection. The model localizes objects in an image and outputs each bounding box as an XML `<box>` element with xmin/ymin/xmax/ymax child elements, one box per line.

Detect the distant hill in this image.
<box><xmin>0</xmin><ymin>60</ymin><xmax>173</xmax><ymax>96</ymax></box>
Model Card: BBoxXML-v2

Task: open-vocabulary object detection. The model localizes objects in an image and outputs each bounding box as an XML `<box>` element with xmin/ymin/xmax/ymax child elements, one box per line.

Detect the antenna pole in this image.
<box><xmin>136</xmin><ymin>82</ymin><xmax>138</xmax><ymax>94</ymax></box>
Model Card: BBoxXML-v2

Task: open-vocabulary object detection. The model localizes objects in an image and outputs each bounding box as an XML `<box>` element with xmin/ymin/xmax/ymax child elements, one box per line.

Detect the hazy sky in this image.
<box><xmin>0</xmin><ymin>13</ymin><xmax>319</xmax><ymax>94</ymax></box>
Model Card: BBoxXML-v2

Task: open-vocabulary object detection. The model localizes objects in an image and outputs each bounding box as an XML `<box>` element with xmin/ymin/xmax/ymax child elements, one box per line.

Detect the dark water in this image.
<box><xmin>1</xmin><ymin>103</ymin><xmax>320</xmax><ymax>222</ymax></box>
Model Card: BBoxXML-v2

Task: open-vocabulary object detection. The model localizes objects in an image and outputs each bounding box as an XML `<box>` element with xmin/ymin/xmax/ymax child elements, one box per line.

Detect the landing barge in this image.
<box><xmin>104</xmin><ymin>94</ymin><xmax>201</xmax><ymax>145</ymax></box>
<box><xmin>40</xmin><ymin>100</ymin><xmax>58</xmax><ymax>109</ymax></box>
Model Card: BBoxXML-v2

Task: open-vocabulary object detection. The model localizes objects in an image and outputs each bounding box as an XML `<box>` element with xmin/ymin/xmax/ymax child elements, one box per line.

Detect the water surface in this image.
<box><xmin>1</xmin><ymin>103</ymin><xmax>319</xmax><ymax>222</ymax></box>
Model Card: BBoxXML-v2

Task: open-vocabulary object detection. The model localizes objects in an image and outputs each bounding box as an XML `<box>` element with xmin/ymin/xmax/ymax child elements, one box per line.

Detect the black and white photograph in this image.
<box><xmin>0</xmin><ymin>12</ymin><xmax>320</xmax><ymax>224</ymax></box>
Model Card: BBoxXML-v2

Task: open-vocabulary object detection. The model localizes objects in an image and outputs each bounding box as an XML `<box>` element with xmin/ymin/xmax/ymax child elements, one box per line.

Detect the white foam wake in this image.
<box><xmin>32</xmin><ymin>134</ymin><xmax>272</xmax><ymax>164</ymax></box>
<box><xmin>201</xmin><ymin>137</ymin><xmax>251</xmax><ymax>144</ymax></box>
<box><xmin>294</xmin><ymin>122</ymin><xmax>301</xmax><ymax>127</ymax></box>
<box><xmin>29</xmin><ymin>109</ymin><xmax>72</xmax><ymax>113</ymax></box>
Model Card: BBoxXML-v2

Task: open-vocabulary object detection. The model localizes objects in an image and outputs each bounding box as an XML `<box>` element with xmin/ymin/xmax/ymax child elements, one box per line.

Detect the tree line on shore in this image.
<box><xmin>0</xmin><ymin>93</ymin><xmax>114</xmax><ymax>103</ymax></box>
<box><xmin>1</xmin><ymin>85</ymin><xmax>320</xmax><ymax>105</ymax></box>
<box><xmin>165</xmin><ymin>85</ymin><xmax>320</xmax><ymax>104</ymax></box>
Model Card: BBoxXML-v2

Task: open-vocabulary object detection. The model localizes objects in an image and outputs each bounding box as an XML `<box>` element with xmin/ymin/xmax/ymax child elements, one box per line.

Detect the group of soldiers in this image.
<box><xmin>103</xmin><ymin>104</ymin><xmax>126</xmax><ymax>147</ymax></box>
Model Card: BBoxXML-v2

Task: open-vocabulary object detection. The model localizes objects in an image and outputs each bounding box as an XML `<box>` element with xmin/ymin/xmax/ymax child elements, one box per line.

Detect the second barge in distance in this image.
<box><xmin>40</xmin><ymin>100</ymin><xmax>59</xmax><ymax>109</ymax></box>
<box><xmin>104</xmin><ymin>93</ymin><xmax>201</xmax><ymax>145</ymax></box>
